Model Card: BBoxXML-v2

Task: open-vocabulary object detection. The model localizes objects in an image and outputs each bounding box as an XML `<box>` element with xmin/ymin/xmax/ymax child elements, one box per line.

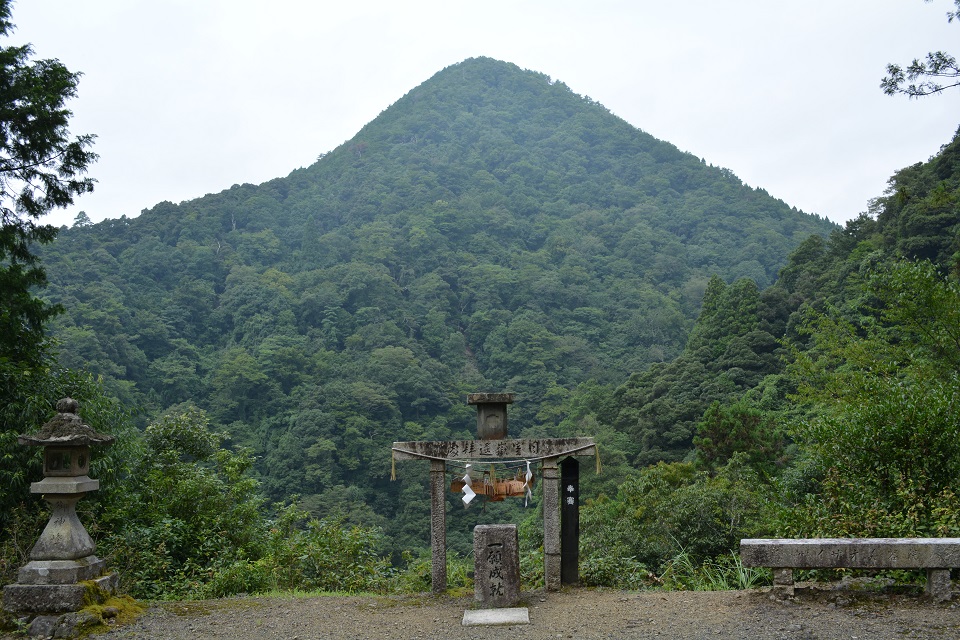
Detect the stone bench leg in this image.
<box><xmin>772</xmin><ymin>568</ymin><xmax>794</xmax><ymax>596</ymax></box>
<box><xmin>926</xmin><ymin>569</ymin><xmax>952</xmax><ymax>602</ymax></box>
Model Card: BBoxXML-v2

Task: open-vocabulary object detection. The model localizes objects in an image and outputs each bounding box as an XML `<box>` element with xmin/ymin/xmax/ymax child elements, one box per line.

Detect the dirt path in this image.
<box><xmin>7</xmin><ymin>585</ymin><xmax>960</xmax><ymax>639</ymax></box>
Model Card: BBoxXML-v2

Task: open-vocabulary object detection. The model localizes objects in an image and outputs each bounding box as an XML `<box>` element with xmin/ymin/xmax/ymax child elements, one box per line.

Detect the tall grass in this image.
<box><xmin>659</xmin><ymin>550</ymin><xmax>770</xmax><ymax>591</ymax></box>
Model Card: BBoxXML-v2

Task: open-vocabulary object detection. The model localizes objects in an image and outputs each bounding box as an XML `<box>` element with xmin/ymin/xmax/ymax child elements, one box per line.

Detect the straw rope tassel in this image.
<box><xmin>595</xmin><ymin>445</ymin><xmax>602</xmax><ymax>475</ymax></box>
<box><xmin>391</xmin><ymin>450</ymin><xmax>397</xmax><ymax>481</ymax></box>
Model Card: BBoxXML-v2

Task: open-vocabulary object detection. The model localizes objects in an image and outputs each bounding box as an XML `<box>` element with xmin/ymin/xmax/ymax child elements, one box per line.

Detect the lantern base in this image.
<box><xmin>2</xmin><ymin>572</ymin><xmax>116</xmax><ymax>615</ymax></box>
<box><xmin>18</xmin><ymin>556</ymin><xmax>106</xmax><ymax>585</ymax></box>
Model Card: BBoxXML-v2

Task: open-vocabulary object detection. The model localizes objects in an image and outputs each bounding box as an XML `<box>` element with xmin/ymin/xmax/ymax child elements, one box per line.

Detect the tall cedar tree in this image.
<box><xmin>0</xmin><ymin>0</ymin><xmax>96</xmax><ymax>364</ymax></box>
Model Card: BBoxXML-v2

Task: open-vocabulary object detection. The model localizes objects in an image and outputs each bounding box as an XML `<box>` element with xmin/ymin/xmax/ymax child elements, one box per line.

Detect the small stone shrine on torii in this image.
<box><xmin>391</xmin><ymin>393</ymin><xmax>597</xmax><ymax>593</ymax></box>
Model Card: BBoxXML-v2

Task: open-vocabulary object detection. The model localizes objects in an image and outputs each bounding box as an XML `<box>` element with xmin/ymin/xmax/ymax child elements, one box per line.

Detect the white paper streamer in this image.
<box><xmin>523</xmin><ymin>460</ymin><xmax>533</xmax><ymax>507</ymax></box>
<box><xmin>462</xmin><ymin>464</ymin><xmax>475</xmax><ymax>505</ymax></box>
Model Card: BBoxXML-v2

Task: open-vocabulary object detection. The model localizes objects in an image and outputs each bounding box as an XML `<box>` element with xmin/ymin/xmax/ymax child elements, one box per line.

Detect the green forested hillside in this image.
<box><xmin>613</xmin><ymin>130</ymin><xmax>960</xmax><ymax>468</ymax></box>
<box><xmin>574</xmin><ymin>126</ymin><xmax>960</xmax><ymax>585</ymax></box>
<box><xmin>37</xmin><ymin>56</ymin><xmax>834</xmax><ymax>549</ymax></box>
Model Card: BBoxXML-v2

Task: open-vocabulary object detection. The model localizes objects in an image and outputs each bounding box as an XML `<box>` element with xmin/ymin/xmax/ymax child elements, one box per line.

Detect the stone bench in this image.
<box><xmin>740</xmin><ymin>538</ymin><xmax>960</xmax><ymax>601</ymax></box>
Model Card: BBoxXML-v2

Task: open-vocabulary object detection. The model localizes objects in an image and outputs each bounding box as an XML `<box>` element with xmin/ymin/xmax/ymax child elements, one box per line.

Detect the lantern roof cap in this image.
<box><xmin>18</xmin><ymin>398</ymin><xmax>115</xmax><ymax>447</ymax></box>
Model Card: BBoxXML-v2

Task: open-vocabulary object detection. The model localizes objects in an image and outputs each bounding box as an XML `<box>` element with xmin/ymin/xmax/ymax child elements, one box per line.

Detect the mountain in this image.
<box><xmin>39</xmin><ymin>57</ymin><xmax>835</xmax><ymax>550</ymax></box>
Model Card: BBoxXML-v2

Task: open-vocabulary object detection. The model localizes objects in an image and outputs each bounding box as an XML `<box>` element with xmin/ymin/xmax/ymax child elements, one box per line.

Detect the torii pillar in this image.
<box><xmin>541</xmin><ymin>455</ymin><xmax>562</xmax><ymax>590</ymax></box>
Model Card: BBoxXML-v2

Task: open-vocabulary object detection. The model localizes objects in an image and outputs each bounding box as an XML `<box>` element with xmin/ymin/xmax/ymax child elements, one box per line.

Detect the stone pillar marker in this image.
<box><xmin>473</xmin><ymin>524</ymin><xmax>521</xmax><ymax>607</ymax></box>
<box><xmin>2</xmin><ymin>398</ymin><xmax>118</xmax><ymax>636</ymax></box>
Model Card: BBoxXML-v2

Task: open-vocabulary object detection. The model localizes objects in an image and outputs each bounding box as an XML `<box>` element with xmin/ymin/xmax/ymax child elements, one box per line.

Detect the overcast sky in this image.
<box><xmin>14</xmin><ymin>0</ymin><xmax>960</xmax><ymax>228</ymax></box>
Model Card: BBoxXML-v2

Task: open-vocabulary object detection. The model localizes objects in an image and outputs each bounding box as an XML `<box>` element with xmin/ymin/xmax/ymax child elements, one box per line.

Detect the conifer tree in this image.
<box><xmin>0</xmin><ymin>0</ymin><xmax>96</xmax><ymax>363</ymax></box>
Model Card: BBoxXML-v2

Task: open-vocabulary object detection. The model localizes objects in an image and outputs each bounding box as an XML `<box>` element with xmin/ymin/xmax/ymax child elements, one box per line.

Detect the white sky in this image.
<box><xmin>14</xmin><ymin>0</ymin><xmax>960</xmax><ymax>228</ymax></box>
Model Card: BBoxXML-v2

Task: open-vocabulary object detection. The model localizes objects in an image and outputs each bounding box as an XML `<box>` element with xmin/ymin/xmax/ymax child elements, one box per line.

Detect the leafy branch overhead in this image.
<box><xmin>881</xmin><ymin>0</ymin><xmax>960</xmax><ymax>97</ymax></box>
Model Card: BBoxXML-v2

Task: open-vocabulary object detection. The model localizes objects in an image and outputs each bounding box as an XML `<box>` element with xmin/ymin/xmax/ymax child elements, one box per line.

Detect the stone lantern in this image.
<box><xmin>2</xmin><ymin>398</ymin><xmax>117</xmax><ymax>631</ymax></box>
<box><xmin>467</xmin><ymin>392</ymin><xmax>514</xmax><ymax>440</ymax></box>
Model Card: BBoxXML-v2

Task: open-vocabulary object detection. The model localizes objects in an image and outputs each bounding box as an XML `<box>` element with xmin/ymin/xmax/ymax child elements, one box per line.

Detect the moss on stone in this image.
<box><xmin>75</xmin><ymin>595</ymin><xmax>145</xmax><ymax>636</ymax></box>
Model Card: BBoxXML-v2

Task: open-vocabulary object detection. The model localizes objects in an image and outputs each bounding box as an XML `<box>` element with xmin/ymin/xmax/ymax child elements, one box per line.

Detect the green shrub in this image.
<box><xmin>579</xmin><ymin>553</ymin><xmax>649</xmax><ymax>590</ymax></box>
<box><xmin>261</xmin><ymin>503</ymin><xmax>392</xmax><ymax>594</ymax></box>
<box><xmin>97</xmin><ymin>409</ymin><xmax>265</xmax><ymax>599</ymax></box>
<box><xmin>579</xmin><ymin>457</ymin><xmax>771</xmax><ymax>583</ymax></box>
<box><xmin>389</xmin><ymin>550</ymin><xmax>472</xmax><ymax>594</ymax></box>
<box><xmin>0</xmin><ymin>503</ymin><xmax>46</xmax><ymax>585</ymax></box>
<box><xmin>518</xmin><ymin>512</ymin><xmax>544</xmax><ymax>590</ymax></box>
<box><xmin>785</xmin><ymin>261</ymin><xmax>960</xmax><ymax>538</ymax></box>
<box><xmin>659</xmin><ymin>550</ymin><xmax>769</xmax><ymax>591</ymax></box>
<box><xmin>203</xmin><ymin>558</ymin><xmax>272</xmax><ymax>598</ymax></box>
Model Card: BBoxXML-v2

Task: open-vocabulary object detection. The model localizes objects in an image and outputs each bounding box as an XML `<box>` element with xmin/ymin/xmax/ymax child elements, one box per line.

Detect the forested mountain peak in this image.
<box><xmin>293</xmin><ymin>56</ymin><xmax>829</xmax><ymax>240</ymax></box>
<box><xmin>39</xmin><ymin>57</ymin><xmax>836</xmax><ymax>543</ymax></box>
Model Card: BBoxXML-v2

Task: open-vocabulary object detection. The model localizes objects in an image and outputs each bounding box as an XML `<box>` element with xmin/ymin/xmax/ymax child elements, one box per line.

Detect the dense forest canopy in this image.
<box><xmin>31</xmin><ymin>57</ymin><xmax>834</xmax><ymax>553</ymax></box>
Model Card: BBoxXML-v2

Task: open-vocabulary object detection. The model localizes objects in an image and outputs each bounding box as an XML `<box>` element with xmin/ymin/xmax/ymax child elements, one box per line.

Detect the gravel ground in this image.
<box><xmin>16</xmin><ymin>583</ymin><xmax>955</xmax><ymax>640</ymax></box>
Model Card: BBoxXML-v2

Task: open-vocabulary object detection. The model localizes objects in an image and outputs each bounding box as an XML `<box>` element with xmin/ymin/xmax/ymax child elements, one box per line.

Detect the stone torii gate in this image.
<box><xmin>391</xmin><ymin>393</ymin><xmax>596</xmax><ymax>593</ymax></box>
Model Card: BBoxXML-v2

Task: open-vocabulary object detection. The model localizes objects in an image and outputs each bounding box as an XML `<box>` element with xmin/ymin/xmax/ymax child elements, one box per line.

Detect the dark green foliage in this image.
<box><xmin>0</xmin><ymin>2</ymin><xmax>96</xmax><ymax>222</ymax></box>
<box><xmin>0</xmin><ymin>502</ymin><xmax>50</xmax><ymax>586</ymax></box>
<box><xmin>781</xmin><ymin>260</ymin><xmax>960</xmax><ymax>537</ymax></box>
<box><xmin>694</xmin><ymin>399</ymin><xmax>785</xmax><ymax>477</ymax></box>
<box><xmin>0</xmin><ymin>251</ymin><xmax>58</xmax><ymax>364</ymax></box>
<box><xmin>97</xmin><ymin>409</ymin><xmax>265</xmax><ymax>599</ymax></box>
<box><xmin>205</xmin><ymin>504</ymin><xmax>392</xmax><ymax>597</ymax></box>
<box><xmin>0</xmin><ymin>0</ymin><xmax>95</xmax><ymax>364</ymax></box>
<box><xmin>611</xmin><ymin>125</ymin><xmax>959</xmax><ymax>494</ymax></box>
<box><xmin>604</xmin><ymin>127</ymin><xmax>960</xmax><ymax>565</ymax></box>
<box><xmin>613</xmin><ymin>275</ymin><xmax>787</xmax><ymax>466</ymax></box>
<box><xmin>578</xmin><ymin>458</ymin><xmax>770</xmax><ymax>585</ymax></box>
<box><xmin>97</xmin><ymin>408</ymin><xmax>392</xmax><ymax>599</ymax></box>
<box><xmin>872</xmin><ymin>131</ymin><xmax>960</xmax><ymax>268</ymax></box>
<box><xmin>31</xmin><ymin>57</ymin><xmax>833</xmax><ymax>558</ymax></box>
